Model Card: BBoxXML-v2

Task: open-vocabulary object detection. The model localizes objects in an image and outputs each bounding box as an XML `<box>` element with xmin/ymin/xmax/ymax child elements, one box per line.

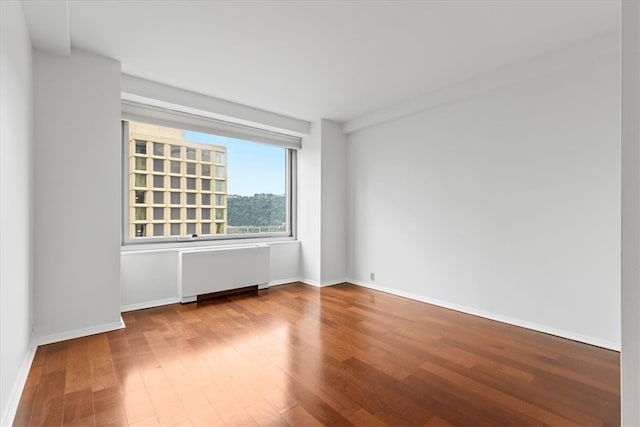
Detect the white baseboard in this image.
<box><xmin>34</xmin><ymin>317</ymin><xmax>126</xmax><ymax>347</ymax></box>
<box><xmin>348</xmin><ymin>279</ymin><xmax>621</xmax><ymax>351</ymax></box>
<box><xmin>1</xmin><ymin>341</ymin><xmax>37</xmax><ymax>427</ymax></box>
<box><xmin>300</xmin><ymin>278</ymin><xmax>347</xmax><ymax>288</ymax></box>
<box><xmin>268</xmin><ymin>277</ymin><xmax>304</xmax><ymax>287</ymax></box>
<box><xmin>120</xmin><ymin>297</ymin><xmax>180</xmax><ymax>312</ymax></box>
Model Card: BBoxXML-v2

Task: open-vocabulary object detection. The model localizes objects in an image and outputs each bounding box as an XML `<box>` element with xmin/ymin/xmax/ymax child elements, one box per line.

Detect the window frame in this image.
<box><xmin>121</xmin><ymin>118</ymin><xmax>297</xmax><ymax>246</ymax></box>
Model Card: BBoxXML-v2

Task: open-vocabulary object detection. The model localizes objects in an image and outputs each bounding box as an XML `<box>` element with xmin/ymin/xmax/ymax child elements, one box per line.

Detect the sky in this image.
<box><xmin>184</xmin><ymin>131</ymin><xmax>285</xmax><ymax>196</ymax></box>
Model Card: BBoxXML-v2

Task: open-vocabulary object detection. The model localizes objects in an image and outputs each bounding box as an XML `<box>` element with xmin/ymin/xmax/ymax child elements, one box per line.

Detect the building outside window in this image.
<box><xmin>128</xmin><ymin>122</ymin><xmax>228</xmax><ymax>238</ymax></box>
<box><xmin>124</xmin><ymin>119</ymin><xmax>294</xmax><ymax>243</ymax></box>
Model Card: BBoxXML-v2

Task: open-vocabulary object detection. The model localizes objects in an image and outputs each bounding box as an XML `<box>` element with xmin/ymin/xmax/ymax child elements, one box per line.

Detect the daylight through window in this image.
<box><xmin>123</xmin><ymin>120</ymin><xmax>295</xmax><ymax>243</ymax></box>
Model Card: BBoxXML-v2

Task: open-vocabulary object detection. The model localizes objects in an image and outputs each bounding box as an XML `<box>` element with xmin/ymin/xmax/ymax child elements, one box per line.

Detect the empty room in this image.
<box><xmin>1</xmin><ymin>0</ymin><xmax>639</xmax><ymax>426</ymax></box>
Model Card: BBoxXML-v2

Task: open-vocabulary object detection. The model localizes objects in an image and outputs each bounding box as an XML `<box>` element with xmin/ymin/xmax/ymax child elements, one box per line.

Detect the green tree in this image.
<box><xmin>227</xmin><ymin>193</ymin><xmax>285</xmax><ymax>227</ymax></box>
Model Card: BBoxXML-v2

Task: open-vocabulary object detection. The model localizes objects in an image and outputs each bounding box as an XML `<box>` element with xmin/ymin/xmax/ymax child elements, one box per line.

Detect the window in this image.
<box><xmin>170</xmin><ymin>161</ymin><xmax>181</xmax><ymax>174</ymax></box>
<box><xmin>122</xmin><ymin>114</ymin><xmax>297</xmax><ymax>243</ymax></box>
<box><xmin>170</xmin><ymin>192</ymin><xmax>180</xmax><ymax>205</ymax></box>
<box><xmin>153</xmin><ymin>159</ymin><xmax>164</xmax><ymax>172</ymax></box>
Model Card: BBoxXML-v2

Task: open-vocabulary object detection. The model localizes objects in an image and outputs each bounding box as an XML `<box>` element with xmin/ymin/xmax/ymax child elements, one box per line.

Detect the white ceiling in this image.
<box><xmin>25</xmin><ymin>0</ymin><xmax>620</xmax><ymax>123</ymax></box>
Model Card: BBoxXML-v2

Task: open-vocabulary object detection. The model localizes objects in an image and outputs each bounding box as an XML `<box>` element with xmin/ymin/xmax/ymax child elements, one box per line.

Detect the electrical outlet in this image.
<box><xmin>370</xmin><ymin>272</ymin><xmax>375</xmax><ymax>281</ymax></box>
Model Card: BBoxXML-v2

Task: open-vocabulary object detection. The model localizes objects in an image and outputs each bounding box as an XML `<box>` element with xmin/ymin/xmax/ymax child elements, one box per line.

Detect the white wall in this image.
<box><xmin>621</xmin><ymin>1</ymin><xmax>640</xmax><ymax>424</ymax></box>
<box><xmin>34</xmin><ymin>49</ymin><xmax>122</xmax><ymax>338</ymax></box>
<box><xmin>0</xmin><ymin>1</ymin><xmax>35</xmax><ymax>423</ymax></box>
<box><xmin>120</xmin><ymin>241</ymin><xmax>301</xmax><ymax>310</ymax></box>
<box><xmin>296</xmin><ymin>119</ymin><xmax>348</xmax><ymax>286</ymax></box>
<box><xmin>320</xmin><ymin>120</ymin><xmax>347</xmax><ymax>284</ymax></box>
<box><xmin>298</xmin><ymin>121</ymin><xmax>322</xmax><ymax>284</ymax></box>
<box><xmin>347</xmin><ymin>53</ymin><xmax>621</xmax><ymax>349</ymax></box>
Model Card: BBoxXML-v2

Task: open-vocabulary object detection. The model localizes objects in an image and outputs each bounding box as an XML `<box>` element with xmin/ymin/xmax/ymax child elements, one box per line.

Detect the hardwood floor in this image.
<box><xmin>14</xmin><ymin>283</ymin><xmax>620</xmax><ymax>426</ymax></box>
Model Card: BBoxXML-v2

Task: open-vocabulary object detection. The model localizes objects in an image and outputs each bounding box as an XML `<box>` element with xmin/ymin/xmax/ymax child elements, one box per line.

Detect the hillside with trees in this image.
<box><xmin>227</xmin><ymin>193</ymin><xmax>285</xmax><ymax>232</ymax></box>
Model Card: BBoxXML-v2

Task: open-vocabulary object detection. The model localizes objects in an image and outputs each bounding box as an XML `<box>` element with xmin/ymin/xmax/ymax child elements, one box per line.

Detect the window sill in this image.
<box><xmin>121</xmin><ymin>236</ymin><xmax>298</xmax><ymax>254</ymax></box>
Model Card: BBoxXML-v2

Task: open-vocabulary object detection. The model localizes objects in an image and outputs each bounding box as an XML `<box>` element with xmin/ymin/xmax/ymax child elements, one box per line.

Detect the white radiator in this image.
<box><xmin>178</xmin><ymin>245</ymin><xmax>270</xmax><ymax>303</ymax></box>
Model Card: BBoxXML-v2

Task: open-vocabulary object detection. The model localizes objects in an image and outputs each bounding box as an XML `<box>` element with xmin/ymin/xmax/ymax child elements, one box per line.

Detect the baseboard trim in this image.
<box><xmin>1</xmin><ymin>341</ymin><xmax>37</xmax><ymax>427</ymax></box>
<box><xmin>121</xmin><ymin>297</ymin><xmax>180</xmax><ymax>313</ymax></box>
<box><xmin>34</xmin><ymin>317</ymin><xmax>126</xmax><ymax>347</ymax></box>
<box><xmin>269</xmin><ymin>277</ymin><xmax>304</xmax><ymax>287</ymax></box>
<box><xmin>348</xmin><ymin>279</ymin><xmax>620</xmax><ymax>352</ymax></box>
<box><xmin>301</xmin><ymin>278</ymin><xmax>347</xmax><ymax>288</ymax></box>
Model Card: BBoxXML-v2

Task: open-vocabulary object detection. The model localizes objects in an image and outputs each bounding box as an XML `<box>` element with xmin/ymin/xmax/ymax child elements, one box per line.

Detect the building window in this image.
<box><xmin>135</xmin><ymin>140</ymin><xmax>147</xmax><ymax>154</ymax></box>
<box><xmin>123</xmin><ymin>119</ymin><xmax>296</xmax><ymax>243</ymax></box>
<box><xmin>169</xmin><ymin>192</ymin><xmax>180</xmax><ymax>205</ymax></box>
<box><xmin>135</xmin><ymin>190</ymin><xmax>146</xmax><ymax>204</ymax></box>
<box><xmin>153</xmin><ymin>224</ymin><xmax>164</xmax><ymax>236</ymax></box>
<box><xmin>135</xmin><ymin>157</ymin><xmax>146</xmax><ymax>171</ymax></box>
<box><xmin>153</xmin><ymin>208</ymin><xmax>164</xmax><ymax>220</ymax></box>
<box><xmin>170</xmin><ymin>176</ymin><xmax>180</xmax><ymax>189</ymax></box>
<box><xmin>170</xmin><ymin>223</ymin><xmax>180</xmax><ymax>235</ymax></box>
<box><xmin>153</xmin><ymin>175</ymin><xmax>164</xmax><ymax>188</ymax></box>
<box><xmin>153</xmin><ymin>191</ymin><xmax>164</xmax><ymax>204</ymax></box>
<box><xmin>170</xmin><ymin>161</ymin><xmax>181</xmax><ymax>174</ymax></box>
<box><xmin>153</xmin><ymin>159</ymin><xmax>164</xmax><ymax>172</ymax></box>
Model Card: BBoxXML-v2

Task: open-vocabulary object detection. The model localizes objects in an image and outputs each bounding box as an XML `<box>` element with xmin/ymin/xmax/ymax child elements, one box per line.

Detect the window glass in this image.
<box><xmin>135</xmin><ymin>190</ymin><xmax>146</xmax><ymax>204</ymax></box>
<box><xmin>170</xmin><ymin>223</ymin><xmax>180</xmax><ymax>235</ymax></box>
<box><xmin>153</xmin><ymin>207</ymin><xmax>164</xmax><ymax>220</ymax></box>
<box><xmin>135</xmin><ymin>140</ymin><xmax>147</xmax><ymax>154</ymax></box>
<box><xmin>125</xmin><ymin>120</ymin><xmax>290</xmax><ymax>241</ymax></box>
<box><xmin>135</xmin><ymin>207</ymin><xmax>146</xmax><ymax>221</ymax></box>
<box><xmin>170</xmin><ymin>161</ymin><xmax>180</xmax><ymax>174</ymax></box>
<box><xmin>170</xmin><ymin>145</ymin><xmax>181</xmax><ymax>158</ymax></box>
<box><xmin>170</xmin><ymin>176</ymin><xmax>181</xmax><ymax>189</ymax></box>
<box><xmin>153</xmin><ymin>175</ymin><xmax>164</xmax><ymax>188</ymax></box>
<box><xmin>153</xmin><ymin>191</ymin><xmax>164</xmax><ymax>204</ymax></box>
<box><xmin>153</xmin><ymin>224</ymin><xmax>164</xmax><ymax>236</ymax></box>
<box><xmin>153</xmin><ymin>142</ymin><xmax>164</xmax><ymax>156</ymax></box>
<box><xmin>215</xmin><ymin>151</ymin><xmax>225</xmax><ymax>164</ymax></box>
<box><xmin>135</xmin><ymin>157</ymin><xmax>146</xmax><ymax>171</ymax></box>
<box><xmin>186</xmin><ymin>223</ymin><xmax>196</xmax><ymax>235</ymax></box>
<box><xmin>170</xmin><ymin>192</ymin><xmax>180</xmax><ymax>205</ymax></box>
<box><xmin>135</xmin><ymin>174</ymin><xmax>146</xmax><ymax>188</ymax></box>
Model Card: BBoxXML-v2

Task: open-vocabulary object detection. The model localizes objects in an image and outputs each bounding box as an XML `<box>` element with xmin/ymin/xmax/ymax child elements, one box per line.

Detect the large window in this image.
<box><xmin>122</xmin><ymin>114</ymin><xmax>297</xmax><ymax>244</ymax></box>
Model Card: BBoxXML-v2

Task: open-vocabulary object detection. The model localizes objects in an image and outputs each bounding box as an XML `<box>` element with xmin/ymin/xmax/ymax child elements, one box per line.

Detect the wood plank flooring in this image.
<box><xmin>14</xmin><ymin>283</ymin><xmax>620</xmax><ymax>426</ymax></box>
